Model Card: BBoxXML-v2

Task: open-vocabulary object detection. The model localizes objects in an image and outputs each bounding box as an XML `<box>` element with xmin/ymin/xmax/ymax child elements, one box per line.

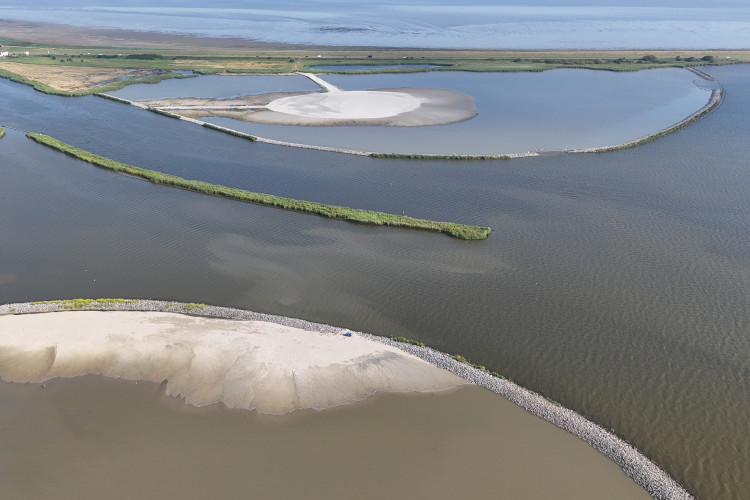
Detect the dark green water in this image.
<box><xmin>1</xmin><ymin>65</ymin><xmax>749</xmax><ymax>499</ymax></box>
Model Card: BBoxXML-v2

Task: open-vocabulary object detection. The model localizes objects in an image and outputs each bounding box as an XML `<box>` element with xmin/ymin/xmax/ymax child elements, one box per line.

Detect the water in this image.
<box><xmin>0</xmin><ymin>378</ymin><xmax>647</xmax><ymax>499</ymax></box>
<box><xmin>1</xmin><ymin>64</ymin><xmax>750</xmax><ymax>499</ymax></box>
<box><xmin>111</xmin><ymin>68</ymin><xmax>710</xmax><ymax>155</ymax></box>
<box><xmin>1</xmin><ymin>1</ymin><xmax>749</xmax><ymax>49</ymax></box>
<box><xmin>111</xmin><ymin>74</ymin><xmax>320</xmax><ymax>101</ymax></box>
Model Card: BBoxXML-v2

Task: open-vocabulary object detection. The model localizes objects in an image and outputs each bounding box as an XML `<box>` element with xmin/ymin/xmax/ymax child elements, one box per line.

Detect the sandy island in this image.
<box><xmin>140</xmin><ymin>72</ymin><xmax>477</xmax><ymax>127</ymax></box>
<box><xmin>0</xmin><ymin>311</ymin><xmax>466</xmax><ymax>414</ymax></box>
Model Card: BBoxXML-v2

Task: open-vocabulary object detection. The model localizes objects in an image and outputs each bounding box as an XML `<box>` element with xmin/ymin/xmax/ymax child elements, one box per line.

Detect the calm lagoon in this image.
<box><xmin>111</xmin><ymin>68</ymin><xmax>710</xmax><ymax>155</ymax></box>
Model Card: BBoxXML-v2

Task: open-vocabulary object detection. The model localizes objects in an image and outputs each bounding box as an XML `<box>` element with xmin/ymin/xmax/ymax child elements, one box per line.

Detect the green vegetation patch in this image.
<box><xmin>29</xmin><ymin>298</ymin><xmax>137</xmax><ymax>309</ymax></box>
<box><xmin>454</xmin><ymin>353</ymin><xmax>491</xmax><ymax>373</ymax></box>
<box><xmin>202</xmin><ymin>122</ymin><xmax>257</xmax><ymax>141</ymax></box>
<box><xmin>0</xmin><ymin>126</ymin><xmax>5</xmax><ymax>140</ymax></box>
<box><xmin>146</xmin><ymin>107</ymin><xmax>183</xmax><ymax>120</ymax></box>
<box><xmin>26</xmin><ymin>133</ymin><xmax>490</xmax><ymax>240</ymax></box>
<box><xmin>392</xmin><ymin>337</ymin><xmax>426</xmax><ymax>347</ymax></box>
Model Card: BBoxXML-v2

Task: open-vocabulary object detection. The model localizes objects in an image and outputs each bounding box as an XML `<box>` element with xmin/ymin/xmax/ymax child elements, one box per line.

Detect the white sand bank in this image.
<box><xmin>0</xmin><ymin>311</ymin><xmax>466</xmax><ymax>414</ymax></box>
<box><xmin>266</xmin><ymin>90</ymin><xmax>422</xmax><ymax>119</ymax></box>
<box><xmin>136</xmin><ymin>72</ymin><xmax>477</xmax><ymax>126</ymax></box>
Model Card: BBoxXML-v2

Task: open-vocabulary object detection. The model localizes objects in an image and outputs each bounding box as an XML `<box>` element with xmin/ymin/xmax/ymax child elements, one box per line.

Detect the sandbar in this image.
<box><xmin>0</xmin><ymin>310</ymin><xmax>466</xmax><ymax>414</ymax></box>
<box><xmin>140</xmin><ymin>85</ymin><xmax>478</xmax><ymax>127</ymax></box>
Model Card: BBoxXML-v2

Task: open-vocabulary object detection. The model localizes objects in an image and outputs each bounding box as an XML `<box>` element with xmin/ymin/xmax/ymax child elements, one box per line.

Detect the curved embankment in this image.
<box><xmin>567</xmin><ymin>69</ymin><xmax>723</xmax><ymax>154</ymax></box>
<box><xmin>0</xmin><ymin>299</ymin><xmax>692</xmax><ymax>500</ymax></box>
<box><xmin>25</xmin><ymin>132</ymin><xmax>490</xmax><ymax>240</ymax></box>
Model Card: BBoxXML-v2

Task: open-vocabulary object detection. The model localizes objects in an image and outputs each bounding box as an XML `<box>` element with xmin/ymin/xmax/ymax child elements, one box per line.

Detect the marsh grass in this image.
<box><xmin>202</xmin><ymin>122</ymin><xmax>257</xmax><ymax>141</ymax></box>
<box><xmin>0</xmin><ymin>67</ymin><xmax>190</xmax><ymax>96</ymax></box>
<box><xmin>392</xmin><ymin>337</ymin><xmax>426</xmax><ymax>347</ymax></box>
<box><xmin>29</xmin><ymin>298</ymin><xmax>138</xmax><ymax>309</ymax></box>
<box><xmin>26</xmin><ymin>133</ymin><xmax>491</xmax><ymax>240</ymax></box>
<box><xmin>146</xmin><ymin>107</ymin><xmax>183</xmax><ymax>119</ymax></box>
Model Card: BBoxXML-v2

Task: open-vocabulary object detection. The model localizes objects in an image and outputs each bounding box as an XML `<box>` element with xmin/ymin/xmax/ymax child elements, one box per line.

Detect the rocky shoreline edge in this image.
<box><xmin>0</xmin><ymin>299</ymin><xmax>692</xmax><ymax>499</ymax></box>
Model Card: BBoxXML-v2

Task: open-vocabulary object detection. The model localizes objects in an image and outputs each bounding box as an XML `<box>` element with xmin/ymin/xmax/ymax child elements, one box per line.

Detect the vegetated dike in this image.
<box><xmin>25</xmin><ymin>132</ymin><xmax>490</xmax><ymax>240</ymax></box>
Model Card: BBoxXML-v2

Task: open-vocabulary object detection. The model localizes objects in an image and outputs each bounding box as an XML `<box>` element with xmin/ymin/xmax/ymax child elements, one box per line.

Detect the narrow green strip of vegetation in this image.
<box><xmin>454</xmin><ymin>353</ymin><xmax>492</xmax><ymax>373</ymax></box>
<box><xmin>392</xmin><ymin>337</ymin><xmax>426</xmax><ymax>347</ymax></box>
<box><xmin>29</xmin><ymin>298</ymin><xmax>139</xmax><ymax>309</ymax></box>
<box><xmin>202</xmin><ymin>122</ymin><xmax>257</xmax><ymax>141</ymax></box>
<box><xmin>0</xmin><ymin>127</ymin><xmax>5</xmax><ymax>139</ymax></box>
<box><xmin>146</xmin><ymin>107</ymin><xmax>183</xmax><ymax>120</ymax></box>
<box><xmin>26</xmin><ymin>133</ymin><xmax>490</xmax><ymax>240</ymax></box>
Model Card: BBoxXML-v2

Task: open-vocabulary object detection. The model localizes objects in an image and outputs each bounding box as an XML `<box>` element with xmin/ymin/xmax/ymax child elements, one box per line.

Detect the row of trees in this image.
<box><xmin>641</xmin><ymin>54</ymin><xmax>715</xmax><ymax>63</ymax></box>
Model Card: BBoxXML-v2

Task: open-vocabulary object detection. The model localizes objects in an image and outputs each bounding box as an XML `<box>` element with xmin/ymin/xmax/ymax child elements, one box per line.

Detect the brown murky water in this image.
<box><xmin>0</xmin><ymin>377</ymin><xmax>647</xmax><ymax>499</ymax></box>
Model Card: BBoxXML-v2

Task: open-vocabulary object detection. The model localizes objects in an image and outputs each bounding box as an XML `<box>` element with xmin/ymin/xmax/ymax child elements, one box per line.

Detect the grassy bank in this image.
<box><xmin>146</xmin><ymin>107</ymin><xmax>183</xmax><ymax>120</ymax></box>
<box><xmin>26</xmin><ymin>133</ymin><xmax>490</xmax><ymax>240</ymax></box>
<box><xmin>0</xmin><ymin>127</ymin><xmax>5</xmax><ymax>139</ymax></box>
<box><xmin>202</xmin><ymin>122</ymin><xmax>257</xmax><ymax>141</ymax></box>
<box><xmin>0</xmin><ymin>66</ymin><xmax>190</xmax><ymax>96</ymax></box>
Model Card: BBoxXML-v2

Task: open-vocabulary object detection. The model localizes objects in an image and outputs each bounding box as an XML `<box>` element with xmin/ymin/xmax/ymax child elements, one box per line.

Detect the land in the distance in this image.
<box><xmin>1</xmin><ymin>19</ymin><xmax>749</xmax><ymax>94</ymax></box>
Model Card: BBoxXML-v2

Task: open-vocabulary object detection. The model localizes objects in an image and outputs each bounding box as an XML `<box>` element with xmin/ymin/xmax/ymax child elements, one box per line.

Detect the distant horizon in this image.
<box><xmin>1</xmin><ymin>1</ymin><xmax>748</xmax><ymax>49</ymax></box>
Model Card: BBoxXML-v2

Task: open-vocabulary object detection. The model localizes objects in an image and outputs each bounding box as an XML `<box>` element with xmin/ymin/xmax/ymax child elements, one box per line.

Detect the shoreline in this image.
<box><xmin>0</xmin><ymin>299</ymin><xmax>693</xmax><ymax>500</ymax></box>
